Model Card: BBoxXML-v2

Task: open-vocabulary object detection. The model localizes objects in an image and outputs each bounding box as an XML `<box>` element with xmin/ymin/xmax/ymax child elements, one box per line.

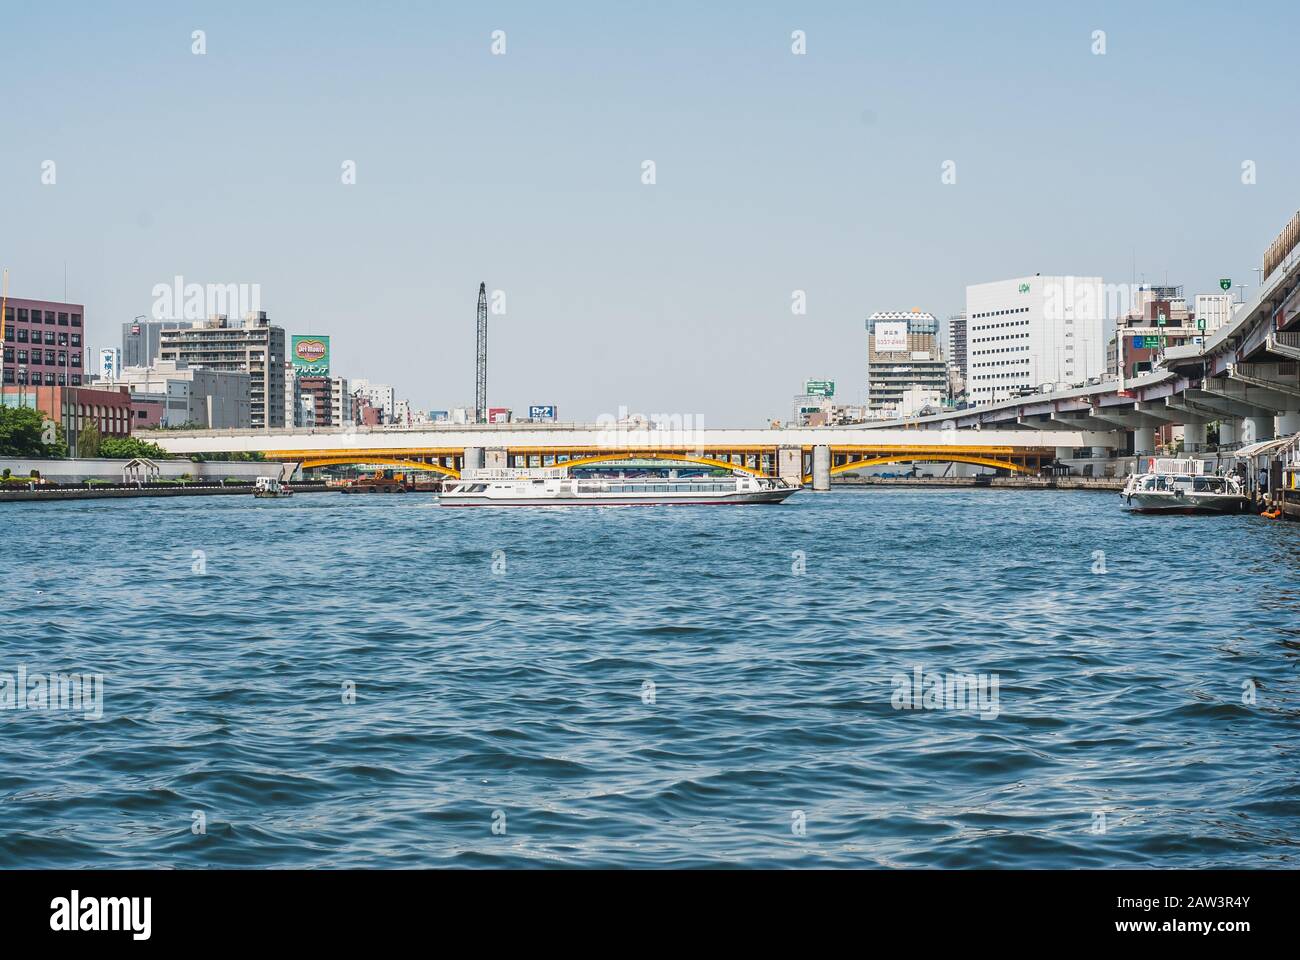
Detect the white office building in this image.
<box><xmin>1193</xmin><ymin>294</ymin><xmax>1235</xmax><ymax>335</ymax></box>
<box><xmin>965</xmin><ymin>275</ymin><xmax>1106</xmax><ymax>404</ymax></box>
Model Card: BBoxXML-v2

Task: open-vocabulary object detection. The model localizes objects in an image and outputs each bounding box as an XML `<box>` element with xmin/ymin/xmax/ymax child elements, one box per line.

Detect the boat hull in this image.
<box><xmin>439</xmin><ymin>489</ymin><xmax>798</xmax><ymax>507</ymax></box>
<box><xmin>1121</xmin><ymin>493</ymin><xmax>1249</xmax><ymax>514</ymax></box>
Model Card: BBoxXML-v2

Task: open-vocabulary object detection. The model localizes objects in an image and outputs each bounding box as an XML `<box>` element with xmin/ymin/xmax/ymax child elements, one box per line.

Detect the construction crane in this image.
<box><xmin>475</xmin><ymin>281</ymin><xmax>488</xmax><ymax>423</ymax></box>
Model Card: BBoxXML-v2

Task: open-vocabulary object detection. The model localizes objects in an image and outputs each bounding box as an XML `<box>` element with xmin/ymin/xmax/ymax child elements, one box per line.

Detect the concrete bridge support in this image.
<box><xmin>1055</xmin><ymin>446</ymin><xmax>1073</xmax><ymax>463</ymax></box>
<box><xmin>1244</xmin><ymin>417</ymin><xmax>1274</xmax><ymax>444</ymax></box>
<box><xmin>1182</xmin><ymin>422</ymin><xmax>1207</xmax><ymax>453</ymax></box>
<box><xmin>463</xmin><ymin>447</ymin><xmax>485</xmax><ymax>473</ymax></box>
<box><xmin>811</xmin><ymin>445</ymin><xmax>831</xmax><ymax>491</ymax></box>
<box><xmin>1279</xmin><ymin>411</ymin><xmax>1300</xmax><ymax>435</ymax></box>
<box><xmin>777</xmin><ymin>446</ymin><xmax>804</xmax><ymax>487</ymax></box>
<box><xmin>1218</xmin><ymin>420</ymin><xmax>1237</xmax><ymax>446</ymax></box>
<box><xmin>485</xmin><ymin>448</ymin><xmax>508</xmax><ymax>469</ymax></box>
<box><xmin>1133</xmin><ymin>427</ymin><xmax>1156</xmax><ymax>457</ymax></box>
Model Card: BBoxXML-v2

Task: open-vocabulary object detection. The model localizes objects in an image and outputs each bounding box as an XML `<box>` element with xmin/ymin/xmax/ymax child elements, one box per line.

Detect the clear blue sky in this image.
<box><xmin>2</xmin><ymin>0</ymin><xmax>1297</xmax><ymax>422</ymax></box>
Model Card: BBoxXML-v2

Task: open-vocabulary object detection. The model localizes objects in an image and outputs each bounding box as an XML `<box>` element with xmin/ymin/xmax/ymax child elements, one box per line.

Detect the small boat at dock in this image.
<box><xmin>253</xmin><ymin>477</ymin><xmax>293</xmax><ymax>499</ymax></box>
<box><xmin>1120</xmin><ymin>458</ymin><xmax>1247</xmax><ymax>514</ymax></box>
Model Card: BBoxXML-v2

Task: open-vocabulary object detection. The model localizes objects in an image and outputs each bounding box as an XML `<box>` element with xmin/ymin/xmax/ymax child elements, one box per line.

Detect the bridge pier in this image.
<box><xmin>463</xmin><ymin>447</ymin><xmax>485</xmax><ymax>473</ymax></box>
<box><xmin>811</xmin><ymin>445</ymin><xmax>831</xmax><ymax>491</ymax></box>
<box><xmin>1182</xmin><ymin>421</ymin><xmax>1207</xmax><ymax>453</ymax></box>
<box><xmin>1244</xmin><ymin>416</ymin><xmax>1274</xmax><ymax>444</ymax></box>
<box><xmin>777</xmin><ymin>446</ymin><xmax>804</xmax><ymax>487</ymax></box>
<box><xmin>1133</xmin><ymin>426</ymin><xmax>1156</xmax><ymax>458</ymax></box>
<box><xmin>485</xmin><ymin>448</ymin><xmax>508</xmax><ymax>469</ymax></box>
<box><xmin>1055</xmin><ymin>445</ymin><xmax>1073</xmax><ymax>463</ymax></box>
<box><xmin>1218</xmin><ymin>419</ymin><xmax>1238</xmax><ymax>446</ymax></box>
<box><xmin>1279</xmin><ymin>410</ymin><xmax>1300</xmax><ymax>435</ymax></box>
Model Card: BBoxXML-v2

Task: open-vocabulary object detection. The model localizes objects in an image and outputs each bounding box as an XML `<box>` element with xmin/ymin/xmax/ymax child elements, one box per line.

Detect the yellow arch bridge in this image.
<box><xmin>275</xmin><ymin>445</ymin><xmax>1046</xmax><ymax>482</ymax></box>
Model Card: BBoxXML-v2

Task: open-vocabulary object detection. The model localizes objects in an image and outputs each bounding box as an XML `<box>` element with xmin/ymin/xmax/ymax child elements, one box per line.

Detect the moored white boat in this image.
<box><xmin>1120</xmin><ymin>458</ymin><xmax>1247</xmax><ymax>514</ymax></box>
<box><xmin>439</xmin><ymin>467</ymin><xmax>799</xmax><ymax>507</ymax></box>
<box><xmin>253</xmin><ymin>476</ymin><xmax>293</xmax><ymax>498</ymax></box>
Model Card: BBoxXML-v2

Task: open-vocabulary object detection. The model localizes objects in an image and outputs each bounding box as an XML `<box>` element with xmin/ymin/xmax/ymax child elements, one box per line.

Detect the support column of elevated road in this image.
<box><xmin>463</xmin><ymin>447</ymin><xmax>485</xmax><ymax>472</ymax></box>
<box><xmin>1245</xmin><ymin>417</ymin><xmax>1275</xmax><ymax>444</ymax></box>
<box><xmin>485</xmin><ymin>448</ymin><xmax>508</xmax><ymax>469</ymax></box>
<box><xmin>1279</xmin><ymin>411</ymin><xmax>1300</xmax><ymax>434</ymax></box>
<box><xmin>811</xmin><ymin>445</ymin><xmax>831</xmax><ymax>491</ymax></box>
<box><xmin>1067</xmin><ymin>406</ymin><xmax>1163</xmax><ymax>459</ymax></box>
<box><xmin>1219</xmin><ymin>419</ymin><xmax>1238</xmax><ymax>446</ymax></box>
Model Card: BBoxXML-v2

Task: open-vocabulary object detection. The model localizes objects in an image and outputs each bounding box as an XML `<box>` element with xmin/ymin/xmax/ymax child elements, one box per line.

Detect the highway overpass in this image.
<box><xmin>862</xmin><ymin>228</ymin><xmax>1300</xmax><ymax>456</ymax></box>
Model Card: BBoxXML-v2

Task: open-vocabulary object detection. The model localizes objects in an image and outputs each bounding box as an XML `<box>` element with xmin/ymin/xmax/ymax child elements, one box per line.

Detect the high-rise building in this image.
<box><xmin>965</xmin><ymin>276</ymin><xmax>1106</xmax><ymax>404</ymax></box>
<box><xmin>122</xmin><ymin>319</ymin><xmax>192</xmax><ymax>368</ymax></box>
<box><xmin>2</xmin><ymin>297</ymin><xmax>86</xmax><ymax>388</ymax></box>
<box><xmin>866</xmin><ymin>310</ymin><xmax>946</xmax><ymax>416</ymax></box>
<box><xmin>947</xmin><ymin>313</ymin><xmax>967</xmax><ymax>380</ymax></box>
<box><xmin>159</xmin><ymin>313</ymin><xmax>285</xmax><ymax>430</ymax></box>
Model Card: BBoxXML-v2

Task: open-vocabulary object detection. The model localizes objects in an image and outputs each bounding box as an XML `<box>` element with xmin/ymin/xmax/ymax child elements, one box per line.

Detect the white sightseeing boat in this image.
<box><xmin>1120</xmin><ymin>458</ymin><xmax>1248</xmax><ymax>515</ymax></box>
<box><xmin>439</xmin><ymin>467</ymin><xmax>799</xmax><ymax>507</ymax></box>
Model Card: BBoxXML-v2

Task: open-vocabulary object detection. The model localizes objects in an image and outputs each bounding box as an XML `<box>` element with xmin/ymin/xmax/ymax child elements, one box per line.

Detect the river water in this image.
<box><xmin>1</xmin><ymin>489</ymin><xmax>1297</xmax><ymax>867</ymax></box>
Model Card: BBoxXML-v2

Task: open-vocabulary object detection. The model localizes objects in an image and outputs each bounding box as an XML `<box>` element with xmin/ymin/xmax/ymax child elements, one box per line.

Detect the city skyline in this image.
<box><xmin>2</xmin><ymin>1</ymin><xmax>1297</xmax><ymax>422</ymax></box>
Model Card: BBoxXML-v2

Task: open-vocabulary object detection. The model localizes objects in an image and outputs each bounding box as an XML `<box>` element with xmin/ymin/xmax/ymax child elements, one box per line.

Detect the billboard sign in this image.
<box><xmin>874</xmin><ymin>321</ymin><xmax>908</xmax><ymax>353</ymax></box>
<box><xmin>291</xmin><ymin>335</ymin><xmax>330</xmax><ymax>376</ymax></box>
<box><xmin>528</xmin><ymin>404</ymin><xmax>558</xmax><ymax>421</ymax></box>
<box><xmin>488</xmin><ymin>407</ymin><xmax>511</xmax><ymax>424</ymax></box>
<box><xmin>803</xmin><ymin>380</ymin><xmax>835</xmax><ymax>397</ymax></box>
<box><xmin>99</xmin><ymin>348</ymin><xmax>121</xmax><ymax>381</ymax></box>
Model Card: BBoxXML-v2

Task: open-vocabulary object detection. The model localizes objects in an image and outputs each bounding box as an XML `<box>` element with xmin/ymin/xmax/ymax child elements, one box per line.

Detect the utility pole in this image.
<box><xmin>475</xmin><ymin>282</ymin><xmax>488</xmax><ymax>424</ymax></box>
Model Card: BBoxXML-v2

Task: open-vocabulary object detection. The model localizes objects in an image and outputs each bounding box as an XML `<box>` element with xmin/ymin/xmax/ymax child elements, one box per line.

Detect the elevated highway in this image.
<box><xmin>864</xmin><ymin>232</ymin><xmax>1300</xmax><ymax>457</ymax></box>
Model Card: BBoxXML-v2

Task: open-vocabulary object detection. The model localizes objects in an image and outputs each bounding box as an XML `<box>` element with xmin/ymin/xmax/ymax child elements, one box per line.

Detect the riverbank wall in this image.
<box><xmin>0</xmin><ymin>481</ymin><xmax>331</xmax><ymax>503</ymax></box>
<box><xmin>0</xmin><ymin>457</ymin><xmax>274</xmax><ymax>484</ymax></box>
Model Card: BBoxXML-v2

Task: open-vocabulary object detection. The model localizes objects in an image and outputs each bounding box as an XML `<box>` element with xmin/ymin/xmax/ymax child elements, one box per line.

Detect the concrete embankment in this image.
<box><xmin>0</xmin><ymin>483</ymin><xmax>331</xmax><ymax>503</ymax></box>
<box><xmin>834</xmin><ymin>476</ymin><xmax>1125</xmax><ymax>491</ymax></box>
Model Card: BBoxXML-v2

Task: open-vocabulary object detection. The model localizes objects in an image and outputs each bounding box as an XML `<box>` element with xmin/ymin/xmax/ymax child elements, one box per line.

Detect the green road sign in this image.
<box><xmin>1156</xmin><ymin>313</ymin><xmax>1167</xmax><ymax>326</ymax></box>
<box><xmin>1197</xmin><ymin>317</ymin><xmax>1206</xmax><ymax>332</ymax></box>
<box><xmin>1220</xmin><ymin>278</ymin><xmax>1232</xmax><ymax>291</ymax></box>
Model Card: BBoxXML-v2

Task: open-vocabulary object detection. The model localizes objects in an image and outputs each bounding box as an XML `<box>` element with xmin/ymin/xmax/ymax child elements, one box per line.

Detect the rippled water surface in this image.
<box><xmin>2</xmin><ymin>489</ymin><xmax>1298</xmax><ymax>868</ymax></box>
